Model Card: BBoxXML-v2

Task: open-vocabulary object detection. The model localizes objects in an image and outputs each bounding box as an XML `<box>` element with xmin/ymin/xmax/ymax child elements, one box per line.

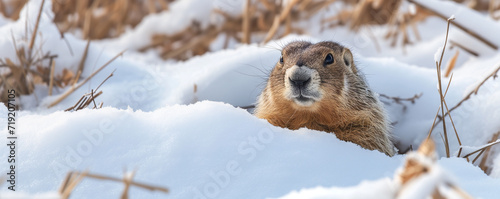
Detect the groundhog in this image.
<box><xmin>254</xmin><ymin>41</ymin><xmax>395</xmax><ymax>156</ymax></box>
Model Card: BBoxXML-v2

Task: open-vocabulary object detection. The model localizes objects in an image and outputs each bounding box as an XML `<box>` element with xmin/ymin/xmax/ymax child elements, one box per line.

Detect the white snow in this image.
<box><xmin>434</xmin><ymin>46</ymin><xmax>443</xmax><ymax>63</ymax></box>
<box><xmin>1</xmin><ymin>0</ymin><xmax>500</xmax><ymax>198</ymax></box>
<box><xmin>457</xmin><ymin>140</ymin><xmax>500</xmax><ymax>158</ymax></box>
<box><xmin>408</xmin><ymin>3</ymin><xmax>416</xmax><ymax>16</ymax></box>
<box><xmin>277</xmin><ymin>178</ymin><xmax>397</xmax><ymax>199</ymax></box>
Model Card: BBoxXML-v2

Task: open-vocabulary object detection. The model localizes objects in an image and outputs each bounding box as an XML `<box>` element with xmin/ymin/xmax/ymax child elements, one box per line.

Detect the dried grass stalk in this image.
<box><xmin>68</xmin><ymin>171</ymin><xmax>169</xmax><ymax>193</ymax></box>
<box><xmin>48</xmin><ymin>50</ymin><xmax>124</xmax><ymax>108</ymax></box>
<box><xmin>409</xmin><ymin>0</ymin><xmax>498</xmax><ymax>50</ymax></box>
<box><xmin>48</xmin><ymin>59</ymin><xmax>55</xmax><ymax>96</ymax></box>
<box><xmin>242</xmin><ymin>0</ymin><xmax>251</xmax><ymax>44</ymax></box>
<box><xmin>52</xmin><ymin>0</ymin><xmax>172</xmax><ymax>39</ymax></box>
<box><xmin>479</xmin><ymin>131</ymin><xmax>500</xmax><ymax>174</ymax></box>
<box><xmin>450</xmin><ymin>40</ymin><xmax>479</xmax><ymax>57</ymax></box>
<box><xmin>433</xmin><ymin>63</ymin><xmax>500</xmax><ymax>130</ymax></box>
<box><xmin>263</xmin><ymin>16</ymin><xmax>281</xmax><ymax>44</ymax></box>
<box><xmin>59</xmin><ymin>170</ymin><xmax>168</xmax><ymax>198</ymax></box>
<box><xmin>350</xmin><ymin>0</ymin><xmax>402</xmax><ymax>30</ymax></box>
<box><xmin>444</xmin><ymin>50</ymin><xmax>459</xmax><ymax>78</ymax></box>
<box><xmin>397</xmin><ymin>139</ymin><xmax>473</xmax><ymax>198</ymax></box>
<box><xmin>60</xmin><ymin>171</ymin><xmax>89</xmax><ymax>199</ymax></box>
<box><xmin>0</xmin><ymin>0</ymin><xmax>28</xmax><ymax>20</ymax></box>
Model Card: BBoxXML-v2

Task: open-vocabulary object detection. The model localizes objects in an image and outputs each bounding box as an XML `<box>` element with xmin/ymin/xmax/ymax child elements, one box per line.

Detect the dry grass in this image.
<box><xmin>396</xmin><ymin>138</ymin><xmax>473</xmax><ymax>199</ymax></box>
<box><xmin>52</xmin><ymin>0</ymin><xmax>172</xmax><ymax>39</ymax></box>
<box><xmin>59</xmin><ymin>170</ymin><xmax>168</xmax><ymax>199</ymax></box>
<box><xmin>0</xmin><ymin>0</ymin><xmax>497</xmax><ymax>63</ymax></box>
<box><xmin>0</xmin><ymin>0</ymin><xmax>62</xmax><ymax>105</ymax></box>
<box><xmin>427</xmin><ymin>16</ymin><xmax>457</xmax><ymax>158</ymax></box>
<box><xmin>462</xmin><ymin>138</ymin><xmax>500</xmax><ymax>162</ymax></box>
<box><xmin>349</xmin><ymin>0</ymin><xmax>402</xmax><ymax>30</ymax></box>
<box><xmin>0</xmin><ymin>0</ymin><xmax>28</xmax><ymax>20</ymax></box>
<box><xmin>409</xmin><ymin>0</ymin><xmax>498</xmax><ymax>50</ymax></box>
<box><xmin>479</xmin><ymin>131</ymin><xmax>500</xmax><ymax>174</ymax></box>
<box><xmin>0</xmin><ymin>0</ymin><xmax>496</xmax><ymax>65</ymax></box>
<box><xmin>139</xmin><ymin>0</ymin><xmax>335</xmax><ymax>60</ymax></box>
<box><xmin>64</xmin><ymin>70</ymin><xmax>114</xmax><ymax>112</ymax></box>
<box><xmin>379</xmin><ymin>93</ymin><xmax>422</xmax><ymax>112</ymax></box>
<box><xmin>48</xmin><ymin>50</ymin><xmax>125</xmax><ymax>108</ymax></box>
<box><xmin>428</xmin><ymin>59</ymin><xmax>500</xmax><ymax>161</ymax></box>
<box><xmin>398</xmin><ymin>139</ymin><xmax>437</xmax><ymax>186</ymax></box>
<box><xmin>444</xmin><ymin>50</ymin><xmax>459</xmax><ymax>78</ymax></box>
<box><xmin>423</xmin><ymin>13</ymin><xmax>500</xmax><ymax>170</ymax></box>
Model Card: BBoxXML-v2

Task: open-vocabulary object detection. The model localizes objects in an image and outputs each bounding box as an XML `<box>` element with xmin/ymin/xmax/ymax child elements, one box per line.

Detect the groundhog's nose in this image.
<box><xmin>289</xmin><ymin>77</ymin><xmax>311</xmax><ymax>87</ymax></box>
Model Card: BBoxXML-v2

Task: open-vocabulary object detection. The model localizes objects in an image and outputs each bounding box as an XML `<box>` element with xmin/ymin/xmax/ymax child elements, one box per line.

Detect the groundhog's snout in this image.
<box><xmin>284</xmin><ymin>65</ymin><xmax>322</xmax><ymax>107</ymax></box>
<box><xmin>288</xmin><ymin>75</ymin><xmax>311</xmax><ymax>88</ymax></box>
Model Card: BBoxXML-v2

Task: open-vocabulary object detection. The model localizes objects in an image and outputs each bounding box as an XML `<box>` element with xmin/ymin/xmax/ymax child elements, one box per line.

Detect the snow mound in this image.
<box><xmin>278</xmin><ymin>140</ymin><xmax>500</xmax><ymax>199</ymax></box>
<box><xmin>1</xmin><ymin>101</ymin><xmax>403</xmax><ymax>198</ymax></box>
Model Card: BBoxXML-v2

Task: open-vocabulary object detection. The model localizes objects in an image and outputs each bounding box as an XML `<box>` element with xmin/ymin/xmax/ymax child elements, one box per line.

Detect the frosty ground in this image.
<box><xmin>1</xmin><ymin>0</ymin><xmax>500</xmax><ymax>198</ymax></box>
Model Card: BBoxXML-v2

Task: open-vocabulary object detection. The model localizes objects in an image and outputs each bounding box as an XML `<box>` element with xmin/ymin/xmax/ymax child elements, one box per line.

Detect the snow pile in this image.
<box><xmin>3</xmin><ymin>101</ymin><xmax>500</xmax><ymax>198</ymax></box>
<box><xmin>0</xmin><ymin>0</ymin><xmax>500</xmax><ymax>198</ymax></box>
<box><xmin>0</xmin><ymin>102</ymin><xmax>404</xmax><ymax>198</ymax></box>
<box><xmin>277</xmin><ymin>179</ymin><xmax>396</xmax><ymax>199</ymax></box>
<box><xmin>278</xmin><ymin>140</ymin><xmax>495</xmax><ymax>199</ymax></box>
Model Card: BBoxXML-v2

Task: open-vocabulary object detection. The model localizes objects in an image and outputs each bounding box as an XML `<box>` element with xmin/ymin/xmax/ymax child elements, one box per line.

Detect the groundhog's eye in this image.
<box><xmin>279</xmin><ymin>56</ymin><xmax>284</xmax><ymax>64</ymax></box>
<box><xmin>324</xmin><ymin>53</ymin><xmax>334</xmax><ymax>66</ymax></box>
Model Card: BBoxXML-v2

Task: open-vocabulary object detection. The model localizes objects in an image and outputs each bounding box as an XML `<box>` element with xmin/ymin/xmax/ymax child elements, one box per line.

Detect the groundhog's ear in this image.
<box><xmin>342</xmin><ymin>48</ymin><xmax>357</xmax><ymax>74</ymax></box>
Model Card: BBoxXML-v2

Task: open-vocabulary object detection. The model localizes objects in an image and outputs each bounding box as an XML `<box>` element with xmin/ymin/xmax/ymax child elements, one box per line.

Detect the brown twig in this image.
<box><xmin>279</xmin><ymin>0</ymin><xmax>299</xmax><ymax>22</ymax></box>
<box><xmin>82</xmin><ymin>91</ymin><xmax>102</xmax><ymax>109</ymax></box>
<box><xmin>64</xmin><ymin>95</ymin><xmax>85</xmax><ymax>111</ymax></box>
<box><xmin>299</xmin><ymin>0</ymin><xmax>313</xmax><ymax>11</ymax></box>
<box><xmin>432</xmin><ymin>63</ymin><xmax>500</xmax><ymax>130</ymax></box>
<box><xmin>64</xmin><ymin>88</ymin><xmax>102</xmax><ymax>111</ymax></box>
<box><xmin>263</xmin><ymin>16</ymin><xmax>281</xmax><ymax>44</ymax></box>
<box><xmin>48</xmin><ymin>58</ymin><xmax>55</xmax><ymax>96</ymax></box>
<box><xmin>90</xmin><ymin>89</ymin><xmax>97</xmax><ymax>109</ymax></box>
<box><xmin>75</xmin><ymin>39</ymin><xmax>91</xmax><ymax>84</ymax></box>
<box><xmin>479</xmin><ymin>131</ymin><xmax>500</xmax><ymax>173</ymax></box>
<box><xmin>58</xmin><ymin>172</ymin><xmax>74</xmax><ymax>194</ymax></box>
<box><xmin>462</xmin><ymin>139</ymin><xmax>500</xmax><ymax>159</ymax></box>
<box><xmin>436</xmin><ymin>62</ymin><xmax>450</xmax><ymax>157</ymax></box>
<box><xmin>444</xmin><ymin>50</ymin><xmax>459</xmax><ymax>78</ymax></box>
<box><xmin>408</xmin><ymin>0</ymin><xmax>498</xmax><ymax>50</ymax></box>
<box><xmin>258</xmin><ymin>0</ymin><xmax>275</xmax><ymax>10</ymax></box>
<box><xmin>425</xmin><ymin>73</ymin><xmax>464</xmax><ymax>158</ymax></box>
<box><xmin>450</xmin><ymin>40</ymin><xmax>479</xmax><ymax>57</ymax></box>
<box><xmin>70</xmin><ymin>171</ymin><xmax>169</xmax><ymax>193</ymax></box>
<box><xmin>435</xmin><ymin>73</ymin><xmax>464</xmax><ymax>158</ymax></box>
<box><xmin>60</xmin><ymin>170</ymin><xmax>89</xmax><ymax>199</ymax></box>
<box><xmin>162</xmin><ymin>29</ymin><xmax>217</xmax><ymax>59</ymax></box>
<box><xmin>304</xmin><ymin>0</ymin><xmax>337</xmax><ymax>18</ymax></box>
<box><xmin>379</xmin><ymin>93</ymin><xmax>422</xmax><ymax>112</ymax></box>
<box><xmin>427</xmin><ymin>62</ymin><xmax>453</xmax><ymax>139</ymax></box>
<box><xmin>450</xmin><ymin>184</ymin><xmax>474</xmax><ymax>199</ymax></box>
<box><xmin>94</xmin><ymin>69</ymin><xmax>115</xmax><ymax>92</ymax></box>
<box><xmin>49</xmin><ymin>50</ymin><xmax>125</xmax><ymax>108</ymax></box>
<box><xmin>379</xmin><ymin>93</ymin><xmax>422</xmax><ymax>104</ymax></box>
<box><xmin>65</xmin><ymin>70</ymin><xmax>114</xmax><ymax>111</ymax></box>
<box><xmin>120</xmin><ymin>170</ymin><xmax>136</xmax><ymax>199</ymax></box>
<box><xmin>28</xmin><ymin>0</ymin><xmax>45</xmax><ymax>52</ymax></box>
<box><xmin>434</xmin><ymin>16</ymin><xmax>454</xmax><ymax>157</ymax></box>
<box><xmin>472</xmin><ymin>148</ymin><xmax>485</xmax><ymax>164</ymax></box>
<box><xmin>242</xmin><ymin>0</ymin><xmax>251</xmax><ymax>44</ymax></box>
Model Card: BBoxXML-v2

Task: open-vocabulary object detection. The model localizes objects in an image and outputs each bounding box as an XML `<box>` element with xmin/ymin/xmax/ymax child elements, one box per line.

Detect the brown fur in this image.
<box><xmin>254</xmin><ymin>41</ymin><xmax>395</xmax><ymax>156</ymax></box>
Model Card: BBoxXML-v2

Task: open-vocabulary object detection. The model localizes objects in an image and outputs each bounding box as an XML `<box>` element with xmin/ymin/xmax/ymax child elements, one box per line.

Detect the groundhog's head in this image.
<box><xmin>268</xmin><ymin>41</ymin><xmax>357</xmax><ymax>109</ymax></box>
